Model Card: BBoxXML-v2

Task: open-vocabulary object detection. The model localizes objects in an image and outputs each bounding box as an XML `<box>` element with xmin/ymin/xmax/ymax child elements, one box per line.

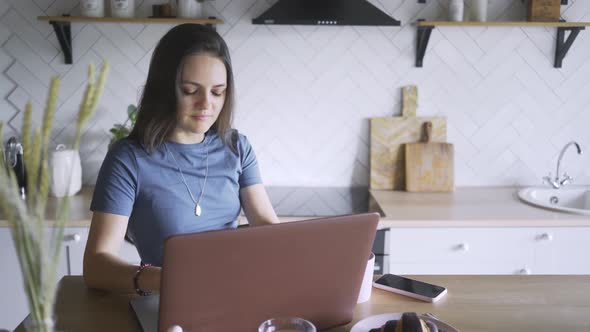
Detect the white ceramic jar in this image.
<box><xmin>80</xmin><ymin>0</ymin><xmax>105</xmax><ymax>17</ymax></box>
<box><xmin>110</xmin><ymin>0</ymin><xmax>135</xmax><ymax>18</ymax></box>
<box><xmin>49</xmin><ymin>145</ymin><xmax>82</xmax><ymax>198</ymax></box>
<box><xmin>449</xmin><ymin>0</ymin><xmax>464</xmax><ymax>22</ymax></box>
<box><xmin>177</xmin><ymin>0</ymin><xmax>203</xmax><ymax>18</ymax></box>
<box><xmin>469</xmin><ymin>0</ymin><xmax>488</xmax><ymax>22</ymax></box>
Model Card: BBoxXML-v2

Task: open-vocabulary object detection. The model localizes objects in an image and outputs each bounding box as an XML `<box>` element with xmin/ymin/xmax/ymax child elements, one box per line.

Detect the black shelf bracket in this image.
<box><xmin>50</xmin><ymin>15</ymin><xmax>72</xmax><ymax>64</ymax></box>
<box><xmin>206</xmin><ymin>16</ymin><xmax>217</xmax><ymax>31</ymax></box>
<box><xmin>416</xmin><ymin>19</ymin><xmax>434</xmax><ymax>67</ymax></box>
<box><xmin>555</xmin><ymin>25</ymin><xmax>585</xmax><ymax>68</ymax></box>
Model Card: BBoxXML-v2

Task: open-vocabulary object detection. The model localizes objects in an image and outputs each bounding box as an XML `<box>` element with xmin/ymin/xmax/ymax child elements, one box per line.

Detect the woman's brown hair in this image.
<box><xmin>129</xmin><ymin>24</ymin><xmax>236</xmax><ymax>152</ymax></box>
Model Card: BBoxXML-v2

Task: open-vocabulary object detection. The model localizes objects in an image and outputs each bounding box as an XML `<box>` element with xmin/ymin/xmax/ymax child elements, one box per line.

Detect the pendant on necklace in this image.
<box><xmin>195</xmin><ymin>204</ymin><xmax>202</xmax><ymax>216</ymax></box>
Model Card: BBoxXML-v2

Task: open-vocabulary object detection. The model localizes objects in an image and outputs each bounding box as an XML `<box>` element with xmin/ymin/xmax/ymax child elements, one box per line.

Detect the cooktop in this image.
<box><xmin>265</xmin><ymin>187</ymin><xmax>370</xmax><ymax>217</ymax></box>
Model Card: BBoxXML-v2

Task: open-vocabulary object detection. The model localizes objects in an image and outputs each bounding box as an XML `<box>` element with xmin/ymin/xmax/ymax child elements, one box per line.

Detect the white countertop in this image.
<box><xmin>2</xmin><ymin>186</ymin><xmax>590</xmax><ymax>228</ymax></box>
<box><xmin>370</xmin><ymin>186</ymin><xmax>590</xmax><ymax>227</ymax></box>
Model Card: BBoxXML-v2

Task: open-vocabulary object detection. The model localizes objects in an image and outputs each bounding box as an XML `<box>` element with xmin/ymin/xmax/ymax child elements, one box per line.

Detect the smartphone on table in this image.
<box><xmin>372</xmin><ymin>274</ymin><xmax>447</xmax><ymax>303</ymax></box>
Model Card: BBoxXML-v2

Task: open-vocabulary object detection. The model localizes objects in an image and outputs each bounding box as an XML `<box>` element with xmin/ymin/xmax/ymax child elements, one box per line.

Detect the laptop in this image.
<box><xmin>131</xmin><ymin>213</ymin><xmax>379</xmax><ymax>332</ymax></box>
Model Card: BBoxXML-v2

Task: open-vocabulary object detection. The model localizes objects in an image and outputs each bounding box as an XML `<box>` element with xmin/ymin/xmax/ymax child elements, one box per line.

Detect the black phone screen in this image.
<box><xmin>374</xmin><ymin>274</ymin><xmax>446</xmax><ymax>298</ymax></box>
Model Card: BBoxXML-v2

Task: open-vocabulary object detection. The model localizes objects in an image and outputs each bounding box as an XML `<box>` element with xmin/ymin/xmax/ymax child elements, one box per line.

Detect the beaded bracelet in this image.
<box><xmin>133</xmin><ymin>263</ymin><xmax>152</xmax><ymax>296</ymax></box>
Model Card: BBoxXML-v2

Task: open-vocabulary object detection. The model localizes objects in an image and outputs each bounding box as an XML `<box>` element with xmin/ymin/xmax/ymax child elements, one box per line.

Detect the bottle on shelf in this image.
<box><xmin>110</xmin><ymin>0</ymin><xmax>135</xmax><ymax>18</ymax></box>
<box><xmin>449</xmin><ymin>0</ymin><xmax>464</xmax><ymax>22</ymax></box>
<box><xmin>469</xmin><ymin>0</ymin><xmax>488</xmax><ymax>22</ymax></box>
<box><xmin>80</xmin><ymin>0</ymin><xmax>105</xmax><ymax>17</ymax></box>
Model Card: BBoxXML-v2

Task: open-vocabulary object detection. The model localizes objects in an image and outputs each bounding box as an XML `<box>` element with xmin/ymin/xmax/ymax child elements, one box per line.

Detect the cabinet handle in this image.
<box><xmin>454</xmin><ymin>243</ymin><xmax>469</xmax><ymax>252</ymax></box>
<box><xmin>518</xmin><ymin>267</ymin><xmax>531</xmax><ymax>275</ymax></box>
<box><xmin>63</xmin><ymin>233</ymin><xmax>81</xmax><ymax>243</ymax></box>
<box><xmin>537</xmin><ymin>233</ymin><xmax>553</xmax><ymax>241</ymax></box>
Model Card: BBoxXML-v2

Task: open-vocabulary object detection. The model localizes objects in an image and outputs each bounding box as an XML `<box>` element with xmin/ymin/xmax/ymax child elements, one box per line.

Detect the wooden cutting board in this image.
<box><xmin>370</xmin><ymin>86</ymin><xmax>447</xmax><ymax>190</ymax></box>
<box><xmin>405</xmin><ymin>122</ymin><xmax>454</xmax><ymax>192</ymax></box>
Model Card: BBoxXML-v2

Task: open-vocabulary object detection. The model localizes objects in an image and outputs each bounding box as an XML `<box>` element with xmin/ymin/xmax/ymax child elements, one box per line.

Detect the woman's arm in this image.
<box><xmin>240</xmin><ymin>184</ymin><xmax>279</xmax><ymax>226</ymax></box>
<box><xmin>83</xmin><ymin>211</ymin><xmax>161</xmax><ymax>293</ymax></box>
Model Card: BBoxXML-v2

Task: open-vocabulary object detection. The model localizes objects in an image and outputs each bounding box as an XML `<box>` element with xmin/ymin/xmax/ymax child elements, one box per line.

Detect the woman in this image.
<box><xmin>83</xmin><ymin>24</ymin><xmax>279</xmax><ymax>295</ymax></box>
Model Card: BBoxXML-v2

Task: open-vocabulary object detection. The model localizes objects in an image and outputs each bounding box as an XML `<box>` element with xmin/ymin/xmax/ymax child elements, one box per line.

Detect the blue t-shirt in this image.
<box><xmin>90</xmin><ymin>130</ymin><xmax>262</xmax><ymax>266</ymax></box>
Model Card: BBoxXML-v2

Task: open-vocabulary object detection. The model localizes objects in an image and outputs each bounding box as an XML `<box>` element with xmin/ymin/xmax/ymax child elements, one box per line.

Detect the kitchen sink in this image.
<box><xmin>517</xmin><ymin>186</ymin><xmax>590</xmax><ymax>215</ymax></box>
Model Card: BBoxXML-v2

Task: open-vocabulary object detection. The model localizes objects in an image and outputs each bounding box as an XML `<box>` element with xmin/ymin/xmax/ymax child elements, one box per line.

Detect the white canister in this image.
<box><xmin>110</xmin><ymin>0</ymin><xmax>135</xmax><ymax>18</ymax></box>
<box><xmin>469</xmin><ymin>0</ymin><xmax>488</xmax><ymax>22</ymax></box>
<box><xmin>357</xmin><ymin>252</ymin><xmax>375</xmax><ymax>303</ymax></box>
<box><xmin>49</xmin><ymin>145</ymin><xmax>82</xmax><ymax>198</ymax></box>
<box><xmin>80</xmin><ymin>0</ymin><xmax>105</xmax><ymax>17</ymax></box>
<box><xmin>449</xmin><ymin>0</ymin><xmax>464</xmax><ymax>22</ymax></box>
<box><xmin>177</xmin><ymin>0</ymin><xmax>203</xmax><ymax>18</ymax></box>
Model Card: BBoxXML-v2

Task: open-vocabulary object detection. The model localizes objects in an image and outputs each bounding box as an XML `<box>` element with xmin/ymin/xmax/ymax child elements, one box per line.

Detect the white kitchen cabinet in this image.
<box><xmin>532</xmin><ymin>227</ymin><xmax>590</xmax><ymax>274</ymax></box>
<box><xmin>0</xmin><ymin>227</ymin><xmax>140</xmax><ymax>330</ymax></box>
<box><xmin>0</xmin><ymin>228</ymin><xmax>70</xmax><ymax>330</ymax></box>
<box><xmin>65</xmin><ymin>227</ymin><xmax>141</xmax><ymax>276</ymax></box>
<box><xmin>0</xmin><ymin>229</ymin><xmax>29</xmax><ymax>330</ymax></box>
<box><xmin>388</xmin><ymin>227</ymin><xmax>590</xmax><ymax>275</ymax></box>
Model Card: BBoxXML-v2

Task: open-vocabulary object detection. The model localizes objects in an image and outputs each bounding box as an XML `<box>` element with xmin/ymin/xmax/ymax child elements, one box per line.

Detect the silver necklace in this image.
<box><xmin>164</xmin><ymin>140</ymin><xmax>209</xmax><ymax>216</ymax></box>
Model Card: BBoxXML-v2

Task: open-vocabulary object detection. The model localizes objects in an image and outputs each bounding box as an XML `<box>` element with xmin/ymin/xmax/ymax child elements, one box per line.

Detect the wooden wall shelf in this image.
<box><xmin>37</xmin><ymin>15</ymin><xmax>224</xmax><ymax>64</ymax></box>
<box><xmin>417</xmin><ymin>21</ymin><xmax>590</xmax><ymax>27</ymax></box>
<box><xmin>38</xmin><ymin>16</ymin><xmax>223</xmax><ymax>24</ymax></box>
<box><xmin>415</xmin><ymin>20</ymin><xmax>590</xmax><ymax>68</ymax></box>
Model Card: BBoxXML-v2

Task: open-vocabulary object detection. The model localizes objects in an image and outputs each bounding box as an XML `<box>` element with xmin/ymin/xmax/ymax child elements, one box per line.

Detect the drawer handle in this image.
<box><xmin>453</xmin><ymin>243</ymin><xmax>469</xmax><ymax>252</ymax></box>
<box><xmin>537</xmin><ymin>233</ymin><xmax>553</xmax><ymax>241</ymax></box>
<box><xmin>518</xmin><ymin>267</ymin><xmax>531</xmax><ymax>275</ymax></box>
<box><xmin>63</xmin><ymin>233</ymin><xmax>81</xmax><ymax>243</ymax></box>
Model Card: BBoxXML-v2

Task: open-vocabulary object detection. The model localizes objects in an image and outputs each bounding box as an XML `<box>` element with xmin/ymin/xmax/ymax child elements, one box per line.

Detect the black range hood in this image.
<box><xmin>252</xmin><ymin>0</ymin><xmax>401</xmax><ymax>26</ymax></box>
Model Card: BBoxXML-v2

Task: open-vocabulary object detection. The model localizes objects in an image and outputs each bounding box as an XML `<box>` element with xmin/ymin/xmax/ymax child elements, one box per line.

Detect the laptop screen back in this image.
<box><xmin>158</xmin><ymin>213</ymin><xmax>379</xmax><ymax>332</ymax></box>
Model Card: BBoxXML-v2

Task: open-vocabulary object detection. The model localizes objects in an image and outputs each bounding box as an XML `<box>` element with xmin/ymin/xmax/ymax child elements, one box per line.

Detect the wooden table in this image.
<box><xmin>15</xmin><ymin>275</ymin><xmax>590</xmax><ymax>331</ymax></box>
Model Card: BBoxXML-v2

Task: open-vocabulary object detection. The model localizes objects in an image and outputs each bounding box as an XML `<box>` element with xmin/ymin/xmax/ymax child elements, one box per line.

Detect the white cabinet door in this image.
<box><xmin>0</xmin><ymin>229</ymin><xmax>28</xmax><ymax>331</ymax></box>
<box><xmin>119</xmin><ymin>239</ymin><xmax>141</xmax><ymax>265</ymax></box>
<box><xmin>533</xmin><ymin>227</ymin><xmax>590</xmax><ymax>274</ymax></box>
<box><xmin>0</xmin><ymin>228</ymin><xmax>72</xmax><ymax>330</ymax></box>
<box><xmin>65</xmin><ymin>227</ymin><xmax>141</xmax><ymax>276</ymax></box>
<box><xmin>388</xmin><ymin>228</ymin><xmax>537</xmax><ymax>275</ymax></box>
<box><xmin>61</xmin><ymin>227</ymin><xmax>89</xmax><ymax>276</ymax></box>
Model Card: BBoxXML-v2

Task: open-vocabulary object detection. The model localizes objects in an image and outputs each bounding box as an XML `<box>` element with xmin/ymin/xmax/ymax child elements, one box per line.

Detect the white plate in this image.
<box><xmin>350</xmin><ymin>313</ymin><xmax>459</xmax><ymax>332</ymax></box>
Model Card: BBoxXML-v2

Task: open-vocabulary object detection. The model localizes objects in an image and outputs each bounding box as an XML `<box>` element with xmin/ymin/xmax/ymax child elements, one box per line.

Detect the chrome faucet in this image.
<box><xmin>543</xmin><ymin>141</ymin><xmax>583</xmax><ymax>189</ymax></box>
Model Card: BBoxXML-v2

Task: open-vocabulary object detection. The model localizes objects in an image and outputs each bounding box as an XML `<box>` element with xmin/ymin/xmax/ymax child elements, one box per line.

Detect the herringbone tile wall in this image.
<box><xmin>1</xmin><ymin>0</ymin><xmax>589</xmax><ymax>187</ymax></box>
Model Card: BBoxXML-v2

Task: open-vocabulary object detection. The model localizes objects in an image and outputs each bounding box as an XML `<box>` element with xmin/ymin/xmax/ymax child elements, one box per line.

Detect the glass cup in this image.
<box><xmin>258</xmin><ymin>317</ymin><xmax>317</xmax><ymax>332</ymax></box>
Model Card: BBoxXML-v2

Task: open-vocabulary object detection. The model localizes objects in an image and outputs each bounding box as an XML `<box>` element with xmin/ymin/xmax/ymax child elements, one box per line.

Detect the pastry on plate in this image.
<box><xmin>368</xmin><ymin>312</ymin><xmax>438</xmax><ymax>332</ymax></box>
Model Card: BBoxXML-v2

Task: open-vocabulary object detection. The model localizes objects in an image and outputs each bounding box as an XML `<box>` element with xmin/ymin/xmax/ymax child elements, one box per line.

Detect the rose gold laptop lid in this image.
<box><xmin>158</xmin><ymin>213</ymin><xmax>379</xmax><ymax>332</ymax></box>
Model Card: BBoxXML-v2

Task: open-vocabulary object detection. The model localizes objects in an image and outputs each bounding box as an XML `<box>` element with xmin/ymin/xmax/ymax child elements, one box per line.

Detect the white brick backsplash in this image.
<box><xmin>50</xmin><ymin>24</ymin><xmax>101</xmax><ymax>75</ymax></box>
<box><xmin>95</xmin><ymin>24</ymin><xmax>145</xmax><ymax>63</ymax></box>
<box><xmin>91</xmin><ymin>37</ymin><xmax>145</xmax><ymax>86</ymax></box>
<box><xmin>1</xmin><ymin>0</ymin><xmax>590</xmax><ymax>186</ymax></box>
<box><xmin>555</xmin><ymin>60</ymin><xmax>590</xmax><ymax>102</ymax></box>
<box><xmin>1</xmin><ymin>9</ymin><xmax>58</xmax><ymax>63</ymax></box>
<box><xmin>516</xmin><ymin>38</ymin><xmax>565</xmax><ymax>90</ymax></box>
<box><xmin>0</xmin><ymin>21</ymin><xmax>11</xmax><ymax>45</ymax></box>
<box><xmin>6</xmin><ymin>62</ymin><xmax>50</xmax><ymax>107</ymax></box>
<box><xmin>135</xmin><ymin>24</ymin><xmax>174</xmax><ymax>52</ymax></box>
<box><xmin>0</xmin><ymin>100</ymin><xmax>17</xmax><ymax>124</ymax></box>
<box><xmin>6</xmin><ymin>0</ymin><xmax>50</xmax><ymax>37</ymax></box>
<box><xmin>33</xmin><ymin>0</ymin><xmax>53</xmax><ymax>12</ymax></box>
<box><xmin>475</xmin><ymin>27</ymin><xmax>528</xmax><ymax>76</ymax></box>
<box><xmin>120</xmin><ymin>23</ymin><xmax>145</xmax><ymax>41</ymax></box>
<box><xmin>0</xmin><ymin>1</ymin><xmax>10</xmax><ymax>17</ymax></box>
<box><xmin>55</xmin><ymin>50</ymin><xmax>104</xmax><ymax>105</ymax></box>
<box><xmin>439</xmin><ymin>27</ymin><xmax>484</xmax><ymax>64</ymax></box>
<box><xmin>45</xmin><ymin>0</ymin><xmax>77</xmax><ymax>17</ymax></box>
<box><xmin>4</xmin><ymin>36</ymin><xmax>58</xmax><ymax>91</ymax></box>
<box><xmin>7</xmin><ymin>87</ymin><xmax>45</xmax><ymax>131</ymax></box>
<box><xmin>0</xmin><ymin>47</ymin><xmax>14</xmax><ymax>73</ymax></box>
